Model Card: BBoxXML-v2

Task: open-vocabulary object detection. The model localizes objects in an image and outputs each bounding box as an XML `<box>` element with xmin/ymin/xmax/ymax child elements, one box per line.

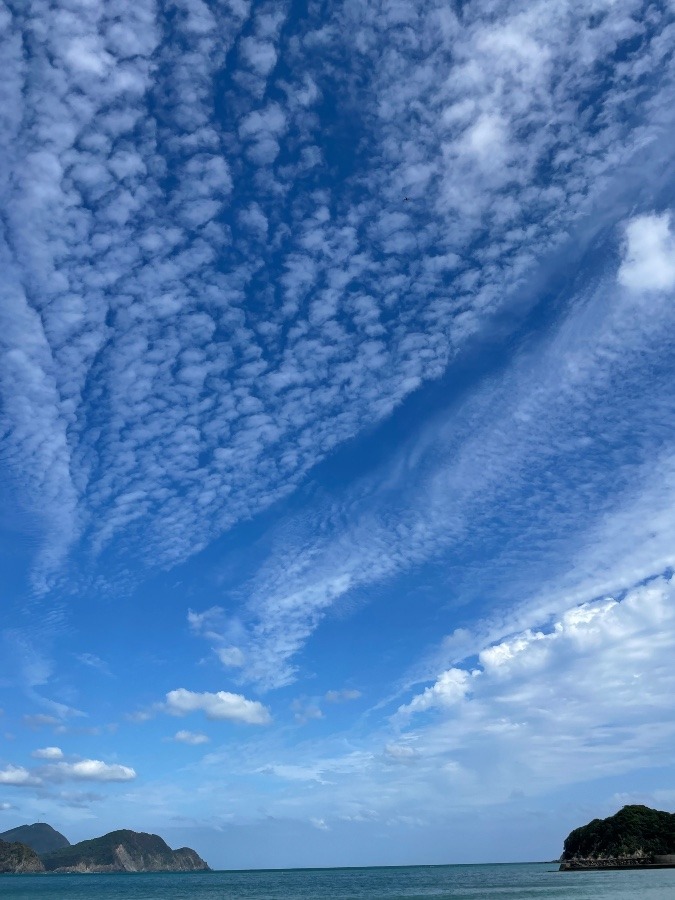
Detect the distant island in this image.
<box><xmin>0</xmin><ymin>822</ymin><xmax>209</xmax><ymax>874</ymax></box>
<box><xmin>560</xmin><ymin>805</ymin><xmax>675</xmax><ymax>870</ymax></box>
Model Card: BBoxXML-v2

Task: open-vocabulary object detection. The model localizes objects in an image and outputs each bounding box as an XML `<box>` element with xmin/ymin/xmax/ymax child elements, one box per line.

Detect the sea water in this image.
<box><xmin>3</xmin><ymin>863</ymin><xmax>675</xmax><ymax>900</ymax></box>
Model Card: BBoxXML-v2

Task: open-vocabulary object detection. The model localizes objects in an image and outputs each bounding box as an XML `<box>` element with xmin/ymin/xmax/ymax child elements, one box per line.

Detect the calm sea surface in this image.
<box><xmin>3</xmin><ymin>864</ymin><xmax>675</xmax><ymax>900</ymax></box>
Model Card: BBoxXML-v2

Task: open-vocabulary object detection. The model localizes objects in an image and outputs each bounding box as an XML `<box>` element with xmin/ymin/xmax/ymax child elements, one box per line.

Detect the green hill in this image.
<box><xmin>560</xmin><ymin>805</ymin><xmax>675</xmax><ymax>869</ymax></box>
<box><xmin>41</xmin><ymin>829</ymin><xmax>209</xmax><ymax>872</ymax></box>
<box><xmin>0</xmin><ymin>823</ymin><xmax>70</xmax><ymax>856</ymax></box>
<box><xmin>0</xmin><ymin>839</ymin><xmax>45</xmax><ymax>873</ymax></box>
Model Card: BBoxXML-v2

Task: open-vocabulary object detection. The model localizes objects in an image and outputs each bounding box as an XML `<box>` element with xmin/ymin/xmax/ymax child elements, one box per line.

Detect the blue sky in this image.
<box><xmin>1</xmin><ymin>0</ymin><xmax>675</xmax><ymax>871</ymax></box>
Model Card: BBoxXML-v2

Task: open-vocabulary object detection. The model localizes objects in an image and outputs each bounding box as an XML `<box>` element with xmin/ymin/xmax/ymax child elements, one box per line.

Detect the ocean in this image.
<box><xmin>3</xmin><ymin>863</ymin><xmax>675</xmax><ymax>900</ymax></box>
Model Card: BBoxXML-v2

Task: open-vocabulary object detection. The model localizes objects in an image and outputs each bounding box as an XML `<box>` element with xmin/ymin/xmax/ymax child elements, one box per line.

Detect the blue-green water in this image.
<box><xmin>3</xmin><ymin>864</ymin><xmax>675</xmax><ymax>900</ymax></box>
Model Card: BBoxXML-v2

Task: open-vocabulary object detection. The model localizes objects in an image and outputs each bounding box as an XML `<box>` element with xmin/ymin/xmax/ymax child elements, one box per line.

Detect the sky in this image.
<box><xmin>1</xmin><ymin>0</ymin><xmax>675</xmax><ymax>872</ymax></box>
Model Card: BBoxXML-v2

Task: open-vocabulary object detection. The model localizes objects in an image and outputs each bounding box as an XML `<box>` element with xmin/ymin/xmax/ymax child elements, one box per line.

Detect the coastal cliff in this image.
<box><xmin>40</xmin><ymin>829</ymin><xmax>209</xmax><ymax>873</ymax></box>
<box><xmin>0</xmin><ymin>839</ymin><xmax>45</xmax><ymax>873</ymax></box>
<box><xmin>560</xmin><ymin>805</ymin><xmax>675</xmax><ymax>870</ymax></box>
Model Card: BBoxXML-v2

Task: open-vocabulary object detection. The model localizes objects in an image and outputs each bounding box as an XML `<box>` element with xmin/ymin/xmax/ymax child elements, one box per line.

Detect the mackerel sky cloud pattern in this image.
<box><xmin>1</xmin><ymin>0</ymin><xmax>675</xmax><ymax>870</ymax></box>
<box><xmin>2</xmin><ymin>0</ymin><xmax>672</xmax><ymax>584</ymax></box>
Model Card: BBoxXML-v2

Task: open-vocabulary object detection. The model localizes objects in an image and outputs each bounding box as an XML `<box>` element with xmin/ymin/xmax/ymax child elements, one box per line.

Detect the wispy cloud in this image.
<box><xmin>187</xmin><ymin>577</ymin><xmax>675</xmax><ymax>828</ymax></box>
<box><xmin>22</xmin><ymin>715</ymin><xmax>62</xmax><ymax>730</ymax></box>
<box><xmin>292</xmin><ymin>698</ymin><xmax>323</xmax><ymax>725</ymax></box>
<box><xmin>172</xmin><ymin>730</ymin><xmax>210</xmax><ymax>746</ymax></box>
<box><xmin>76</xmin><ymin>653</ymin><xmax>112</xmax><ymax>676</ymax></box>
<box><xmin>325</xmin><ymin>690</ymin><xmax>361</xmax><ymax>703</ymax></box>
<box><xmin>200</xmin><ymin>211</ymin><xmax>675</xmax><ymax>689</ymax></box>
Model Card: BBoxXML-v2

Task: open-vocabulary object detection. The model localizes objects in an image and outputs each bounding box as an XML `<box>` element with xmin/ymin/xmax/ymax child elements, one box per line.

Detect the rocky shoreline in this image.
<box><xmin>560</xmin><ymin>854</ymin><xmax>675</xmax><ymax>871</ymax></box>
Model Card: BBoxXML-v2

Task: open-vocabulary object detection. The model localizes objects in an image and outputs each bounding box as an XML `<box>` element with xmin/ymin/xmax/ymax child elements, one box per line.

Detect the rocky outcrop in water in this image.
<box><xmin>560</xmin><ymin>805</ymin><xmax>675</xmax><ymax>870</ymax></box>
<box><xmin>0</xmin><ymin>839</ymin><xmax>45</xmax><ymax>873</ymax></box>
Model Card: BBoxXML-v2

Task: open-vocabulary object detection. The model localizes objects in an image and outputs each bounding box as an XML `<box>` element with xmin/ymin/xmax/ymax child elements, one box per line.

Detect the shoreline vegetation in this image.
<box><xmin>559</xmin><ymin>805</ymin><xmax>675</xmax><ymax>871</ymax></box>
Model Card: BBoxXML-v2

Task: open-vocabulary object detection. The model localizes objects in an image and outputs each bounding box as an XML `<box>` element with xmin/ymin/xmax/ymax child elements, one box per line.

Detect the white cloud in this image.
<box><xmin>163</xmin><ymin>688</ymin><xmax>271</xmax><ymax>725</ymax></box>
<box><xmin>216</xmin><ymin>647</ymin><xmax>246</xmax><ymax>668</ymax></box>
<box><xmin>238</xmin><ymin>203</ymin><xmax>269</xmax><ymax>238</ymax></box>
<box><xmin>395</xmin><ymin>576</ymin><xmax>675</xmax><ymax>798</ymax></box>
<box><xmin>0</xmin><ymin>765</ymin><xmax>41</xmax><ymax>786</ymax></box>
<box><xmin>49</xmin><ymin>759</ymin><xmax>137</xmax><ymax>782</ymax></box>
<box><xmin>64</xmin><ymin>37</ymin><xmax>113</xmax><ymax>75</ymax></box>
<box><xmin>619</xmin><ymin>212</ymin><xmax>675</xmax><ymax>292</ymax></box>
<box><xmin>240</xmin><ymin>37</ymin><xmax>278</xmax><ymax>77</ymax></box>
<box><xmin>398</xmin><ymin>668</ymin><xmax>472</xmax><ymax>717</ymax></box>
<box><xmin>32</xmin><ymin>746</ymin><xmax>63</xmax><ymax>760</ymax></box>
<box><xmin>173</xmin><ymin>730</ymin><xmax>210</xmax><ymax>745</ymax></box>
<box><xmin>441</xmin><ymin>580</ymin><xmax>672</xmax><ymax>790</ymax></box>
<box><xmin>463</xmin><ymin>113</ymin><xmax>508</xmax><ymax>165</ymax></box>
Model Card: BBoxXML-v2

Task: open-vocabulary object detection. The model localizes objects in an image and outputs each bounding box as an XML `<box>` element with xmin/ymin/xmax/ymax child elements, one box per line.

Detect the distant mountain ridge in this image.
<box><xmin>0</xmin><ymin>823</ymin><xmax>209</xmax><ymax>874</ymax></box>
<box><xmin>560</xmin><ymin>805</ymin><xmax>675</xmax><ymax>870</ymax></box>
<box><xmin>0</xmin><ymin>823</ymin><xmax>70</xmax><ymax>856</ymax></box>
